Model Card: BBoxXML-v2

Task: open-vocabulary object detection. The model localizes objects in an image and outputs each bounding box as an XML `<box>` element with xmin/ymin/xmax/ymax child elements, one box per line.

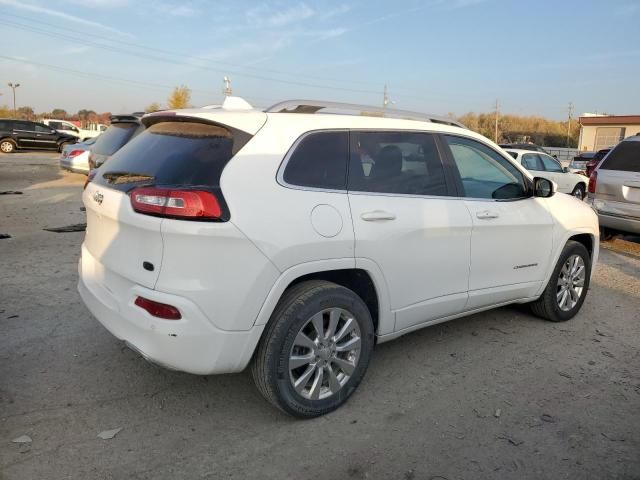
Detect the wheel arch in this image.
<box><xmin>253</xmin><ymin>259</ymin><xmax>393</xmax><ymax>337</ymax></box>
<box><xmin>0</xmin><ymin>137</ymin><xmax>17</xmax><ymax>151</ymax></box>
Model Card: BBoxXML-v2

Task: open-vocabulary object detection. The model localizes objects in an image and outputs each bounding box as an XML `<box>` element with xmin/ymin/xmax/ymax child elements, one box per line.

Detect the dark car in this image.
<box><xmin>88</xmin><ymin>113</ymin><xmax>145</xmax><ymax>169</ymax></box>
<box><xmin>586</xmin><ymin>149</ymin><xmax>611</xmax><ymax>177</ymax></box>
<box><xmin>0</xmin><ymin>119</ymin><xmax>77</xmax><ymax>154</ymax></box>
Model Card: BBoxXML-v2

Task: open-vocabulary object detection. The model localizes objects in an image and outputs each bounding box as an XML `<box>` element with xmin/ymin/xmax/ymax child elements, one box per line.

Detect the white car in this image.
<box><xmin>505</xmin><ymin>149</ymin><xmax>590</xmax><ymax>199</ymax></box>
<box><xmin>59</xmin><ymin>137</ymin><xmax>96</xmax><ymax>174</ymax></box>
<box><xmin>79</xmin><ymin>98</ymin><xmax>599</xmax><ymax>417</ymax></box>
<box><xmin>42</xmin><ymin>119</ymin><xmax>106</xmax><ymax>141</ymax></box>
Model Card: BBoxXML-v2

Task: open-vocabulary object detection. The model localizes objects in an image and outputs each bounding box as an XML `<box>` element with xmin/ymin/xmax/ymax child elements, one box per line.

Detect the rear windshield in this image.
<box><xmin>92</xmin><ymin>123</ymin><xmax>140</xmax><ymax>156</ymax></box>
<box><xmin>599</xmin><ymin>141</ymin><xmax>640</xmax><ymax>172</ymax></box>
<box><xmin>93</xmin><ymin>121</ymin><xmax>238</xmax><ymax>192</ymax></box>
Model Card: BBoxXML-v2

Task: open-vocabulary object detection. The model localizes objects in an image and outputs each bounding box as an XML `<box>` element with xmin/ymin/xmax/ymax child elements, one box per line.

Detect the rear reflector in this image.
<box><xmin>134</xmin><ymin>296</ymin><xmax>181</xmax><ymax>320</ymax></box>
<box><xmin>130</xmin><ymin>187</ymin><xmax>221</xmax><ymax>219</ymax></box>
<box><xmin>588</xmin><ymin>171</ymin><xmax>597</xmax><ymax>194</ymax></box>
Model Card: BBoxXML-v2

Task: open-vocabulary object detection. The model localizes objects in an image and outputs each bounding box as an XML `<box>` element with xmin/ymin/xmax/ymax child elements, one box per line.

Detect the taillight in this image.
<box><xmin>588</xmin><ymin>171</ymin><xmax>597</xmax><ymax>194</ymax></box>
<box><xmin>83</xmin><ymin>170</ymin><xmax>96</xmax><ymax>190</ymax></box>
<box><xmin>134</xmin><ymin>296</ymin><xmax>181</xmax><ymax>320</ymax></box>
<box><xmin>67</xmin><ymin>149</ymin><xmax>84</xmax><ymax>157</ymax></box>
<box><xmin>130</xmin><ymin>187</ymin><xmax>222</xmax><ymax>220</ymax></box>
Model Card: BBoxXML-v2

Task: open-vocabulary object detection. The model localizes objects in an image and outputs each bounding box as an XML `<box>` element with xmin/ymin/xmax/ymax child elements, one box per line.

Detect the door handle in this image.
<box><xmin>361</xmin><ymin>210</ymin><xmax>396</xmax><ymax>221</ymax></box>
<box><xmin>476</xmin><ymin>210</ymin><xmax>499</xmax><ymax>220</ymax></box>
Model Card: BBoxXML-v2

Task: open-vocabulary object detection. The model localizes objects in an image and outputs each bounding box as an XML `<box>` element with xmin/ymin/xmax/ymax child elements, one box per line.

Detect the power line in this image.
<box><xmin>2</xmin><ymin>13</ymin><xmax>439</xmax><ymax>103</ymax></box>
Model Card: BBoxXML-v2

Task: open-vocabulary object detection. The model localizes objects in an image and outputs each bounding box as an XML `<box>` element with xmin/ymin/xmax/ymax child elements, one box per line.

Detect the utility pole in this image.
<box><xmin>8</xmin><ymin>82</ymin><xmax>20</xmax><ymax>116</ymax></box>
<box><xmin>223</xmin><ymin>76</ymin><xmax>232</xmax><ymax>97</ymax></box>
<box><xmin>494</xmin><ymin>99</ymin><xmax>499</xmax><ymax>143</ymax></box>
<box><xmin>566</xmin><ymin>101</ymin><xmax>574</xmax><ymax>147</ymax></box>
<box><xmin>383</xmin><ymin>84</ymin><xmax>389</xmax><ymax>109</ymax></box>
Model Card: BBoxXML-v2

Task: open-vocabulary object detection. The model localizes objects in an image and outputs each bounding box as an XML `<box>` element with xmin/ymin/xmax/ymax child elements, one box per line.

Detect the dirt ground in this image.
<box><xmin>1</xmin><ymin>153</ymin><xmax>639</xmax><ymax>480</ymax></box>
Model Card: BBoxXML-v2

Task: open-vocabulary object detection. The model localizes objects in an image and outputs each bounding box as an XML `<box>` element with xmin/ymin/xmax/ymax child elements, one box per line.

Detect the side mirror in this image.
<box><xmin>563</xmin><ymin>166</ymin><xmax>569</xmax><ymax>173</ymax></box>
<box><xmin>533</xmin><ymin>177</ymin><xmax>556</xmax><ymax>198</ymax></box>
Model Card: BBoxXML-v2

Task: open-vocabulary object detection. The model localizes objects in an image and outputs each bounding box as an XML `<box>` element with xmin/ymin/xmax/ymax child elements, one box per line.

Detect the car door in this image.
<box><xmin>12</xmin><ymin>121</ymin><xmax>38</xmax><ymax>148</ymax></box>
<box><xmin>33</xmin><ymin>123</ymin><xmax>60</xmax><ymax>149</ymax></box>
<box><xmin>539</xmin><ymin>153</ymin><xmax>571</xmax><ymax>192</ymax></box>
<box><xmin>442</xmin><ymin>135</ymin><xmax>553</xmax><ymax>310</ymax></box>
<box><xmin>347</xmin><ymin>130</ymin><xmax>472</xmax><ymax>333</ymax></box>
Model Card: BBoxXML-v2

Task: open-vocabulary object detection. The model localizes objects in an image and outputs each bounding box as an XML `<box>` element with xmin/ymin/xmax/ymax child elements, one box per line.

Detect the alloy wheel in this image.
<box><xmin>0</xmin><ymin>141</ymin><xmax>14</xmax><ymax>153</ymax></box>
<box><xmin>556</xmin><ymin>254</ymin><xmax>585</xmax><ymax>311</ymax></box>
<box><xmin>289</xmin><ymin>307</ymin><xmax>361</xmax><ymax>400</ymax></box>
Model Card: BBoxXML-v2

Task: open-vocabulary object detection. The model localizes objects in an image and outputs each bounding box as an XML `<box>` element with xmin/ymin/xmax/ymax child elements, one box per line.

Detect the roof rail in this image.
<box><xmin>265</xmin><ymin>99</ymin><xmax>465</xmax><ymax>128</ymax></box>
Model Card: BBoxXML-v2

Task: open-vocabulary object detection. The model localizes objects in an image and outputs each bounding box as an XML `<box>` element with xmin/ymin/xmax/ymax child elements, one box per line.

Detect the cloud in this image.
<box><xmin>320</xmin><ymin>4</ymin><xmax>352</xmax><ymax>20</ymax></box>
<box><xmin>154</xmin><ymin>1</ymin><xmax>199</xmax><ymax>17</ymax></box>
<box><xmin>247</xmin><ymin>2</ymin><xmax>316</xmax><ymax>27</ymax></box>
<box><xmin>63</xmin><ymin>0</ymin><xmax>129</xmax><ymax>7</ymax></box>
<box><xmin>0</xmin><ymin>0</ymin><xmax>132</xmax><ymax>35</ymax></box>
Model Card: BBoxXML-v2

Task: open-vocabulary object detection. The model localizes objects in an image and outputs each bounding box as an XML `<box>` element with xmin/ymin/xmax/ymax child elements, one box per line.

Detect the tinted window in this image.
<box><xmin>445</xmin><ymin>135</ymin><xmax>528</xmax><ymax>200</ymax></box>
<box><xmin>49</xmin><ymin>121</ymin><xmax>64</xmax><ymax>130</ymax></box>
<box><xmin>0</xmin><ymin>120</ymin><xmax>10</xmax><ymax>130</ymax></box>
<box><xmin>92</xmin><ymin>123</ymin><xmax>140</xmax><ymax>156</ymax></box>
<box><xmin>35</xmin><ymin>124</ymin><xmax>52</xmax><ymax>133</ymax></box>
<box><xmin>507</xmin><ymin>151</ymin><xmax>518</xmax><ymax>159</ymax></box>
<box><xmin>14</xmin><ymin>121</ymin><xmax>33</xmax><ymax>131</ymax></box>
<box><xmin>94</xmin><ymin>121</ymin><xmax>238</xmax><ymax>193</ymax></box>
<box><xmin>599</xmin><ymin>141</ymin><xmax>640</xmax><ymax>172</ymax></box>
<box><xmin>521</xmin><ymin>153</ymin><xmax>544</xmax><ymax>171</ymax></box>
<box><xmin>540</xmin><ymin>154</ymin><xmax>563</xmax><ymax>172</ymax></box>
<box><xmin>348</xmin><ymin>131</ymin><xmax>447</xmax><ymax>196</ymax></box>
<box><xmin>283</xmin><ymin>131</ymin><xmax>348</xmax><ymax>189</ymax></box>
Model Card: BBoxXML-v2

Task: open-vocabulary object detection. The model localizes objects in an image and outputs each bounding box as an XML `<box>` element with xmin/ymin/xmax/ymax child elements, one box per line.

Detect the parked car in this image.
<box><xmin>568</xmin><ymin>151</ymin><xmax>595</xmax><ymax>174</ymax></box>
<box><xmin>59</xmin><ymin>137</ymin><xmax>96</xmax><ymax>174</ymax></box>
<box><xmin>586</xmin><ymin>148</ymin><xmax>611</xmax><ymax>177</ymax></box>
<box><xmin>42</xmin><ymin>119</ymin><xmax>106</xmax><ymax>142</ymax></box>
<box><xmin>505</xmin><ymin>149</ymin><xmax>589</xmax><ymax>199</ymax></box>
<box><xmin>588</xmin><ymin>136</ymin><xmax>640</xmax><ymax>238</ymax></box>
<box><xmin>79</xmin><ymin>98</ymin><xmax>599</xmax><ymax>418</ymax></box>
<box><xmin>88</xmin><ymin>114</ymin><xmax>144</xmax><ymax>169</ymax></box>
<box><xmin>0</xmin><ymin>119</ymin><xmax>77</xmax><ymax>153</ymax></box>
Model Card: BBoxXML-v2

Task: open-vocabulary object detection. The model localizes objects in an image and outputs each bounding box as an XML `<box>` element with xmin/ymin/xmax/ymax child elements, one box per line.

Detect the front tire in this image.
<box><xmin>571</xmin><ymin>183</ymin><xmax>585</xmax><ymax>200</ymax></box>
<box><xmin>251</xmin><ymin>280</ymin><xmax>375</xmax><ymax>418</ymax></box>
<box><xmin>530</xmin><ymin>240</ymin><xmax>591</xmax><ymax>322</ymax></box>
<box><xmin>0</xmin><ymin>139</ymin><xmax>16</xmax><ymax>153</ymax></box>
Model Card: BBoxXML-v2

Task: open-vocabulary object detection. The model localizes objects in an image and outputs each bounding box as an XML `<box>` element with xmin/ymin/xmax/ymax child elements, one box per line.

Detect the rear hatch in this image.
<box><xmin>593</xmin><ymin>138</ymin><xmax>640</xmax><ymax>219</ymax></box>
<box><xmin>89</xmin><ymin>122</ymin><xmax>142</xmax><ymax>168</ymax></box>
<box><xmin>83</xmin><ymin>115</ymin><xmax>260</xmax><ymax>290</ymax></box>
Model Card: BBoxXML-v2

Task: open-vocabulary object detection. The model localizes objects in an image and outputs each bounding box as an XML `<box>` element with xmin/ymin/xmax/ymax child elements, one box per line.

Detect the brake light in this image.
<box><xmin>130</xmin><ymin>187</ymin><xmax>222</xmax><ymax>219</ymax></box>
<box><xmin>83</xmin><ymin>170</ymin><xmax>96</xmax><ymax>190</ymax></box>
<box><xmin>67</xmin><ymin>149</ymin><xmax>84</xmax><ymax>157</ymax></box>
<box><xmin>588</xmin><ymin>171</ymin><xmax>597</xmax><ymax>194</ymax></box>
<box><xmin>134</xmin><ymin>296</ymin><xmax>181</xmax><ymax>320</ymax></box>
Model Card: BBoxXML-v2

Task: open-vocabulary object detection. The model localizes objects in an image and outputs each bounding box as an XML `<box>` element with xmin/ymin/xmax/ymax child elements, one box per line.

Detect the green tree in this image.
<box><xmin>167</xmin><ymin>85</ymin><xmax>191</xmax><ymax>109</ymax></box>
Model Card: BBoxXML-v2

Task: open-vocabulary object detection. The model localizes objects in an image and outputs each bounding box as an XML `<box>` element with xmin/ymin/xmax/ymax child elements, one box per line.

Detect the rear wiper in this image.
<box><xmin>102</xmin><ymin>172</ymin><xmax>154</xmax><ymax>185</ymax></box>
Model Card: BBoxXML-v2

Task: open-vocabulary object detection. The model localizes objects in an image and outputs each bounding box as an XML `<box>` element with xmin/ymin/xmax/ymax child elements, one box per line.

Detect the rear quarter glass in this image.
<box><xmin>92</xmin><ymin>123</ymin><xmax>139</xmax><ymax>156</ymax></box>
<box><xmin>93</xmin><ymin>121</ymin><xmax>247</xmax><ymax>198</ymax></box>
<box><xmin>600</xmin><ymin>141</ymin><xmax>640</xmax><ymax>172</ymax></box>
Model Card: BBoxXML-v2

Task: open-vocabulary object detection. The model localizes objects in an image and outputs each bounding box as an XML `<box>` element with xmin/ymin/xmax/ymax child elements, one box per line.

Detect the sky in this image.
<box><xmin>0</xmin><ymin>0</ymin><xmax>638</xmax><ymax>120</ymax></box>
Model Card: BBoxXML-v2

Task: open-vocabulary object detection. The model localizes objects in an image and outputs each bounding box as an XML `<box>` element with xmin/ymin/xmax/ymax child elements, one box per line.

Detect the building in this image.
<box><xmin>578</xmin><ymin>114</ymin><xmax>640</xmax><ymax>151</ymax></box>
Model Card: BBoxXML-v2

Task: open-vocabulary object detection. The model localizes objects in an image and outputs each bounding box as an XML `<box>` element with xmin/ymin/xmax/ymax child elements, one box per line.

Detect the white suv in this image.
<box><xmin>79</xmin><ymin>98</ymin><xmax>599</xmax><ymax>417</ymax></box>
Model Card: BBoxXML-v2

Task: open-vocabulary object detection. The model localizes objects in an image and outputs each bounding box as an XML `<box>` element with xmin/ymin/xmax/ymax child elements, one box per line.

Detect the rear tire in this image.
<box><xmin>571</xmin><ymin>183</ymin><xmax>585</xmax><ymax>200</ymax></box>
<box><xmin>530</xmin><ymin>240</ymin><xmax>591</xmax><ymax>322</ymax></box>
<box><xmin>600</xmin><ymin>227</ymin><xmax>617</xmax><ymax>241</ymax></box>
<box><xmin>0</xmin><ymin>139</ymin><xmax>16</xmax><ymax>153</ymax></box>
<box><xmin>251</xmin><ymin>280</ymin><xmax>374</xmax><ymax>418</ymax></box>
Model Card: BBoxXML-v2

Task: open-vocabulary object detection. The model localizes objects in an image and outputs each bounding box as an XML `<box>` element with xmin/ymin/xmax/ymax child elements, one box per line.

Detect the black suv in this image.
<box><xmin>88</xmin><ymin>113</ymin><xmax>145</xmax><ymax>169</ymax></box>
<box><xmin>0</xmin><ymin>119</ymin><xmax>77</xmax><ymax>153</ymax></box>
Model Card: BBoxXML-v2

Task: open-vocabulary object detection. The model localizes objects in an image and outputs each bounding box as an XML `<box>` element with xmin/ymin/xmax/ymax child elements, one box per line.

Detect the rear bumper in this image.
<box><xmin>597</xmin><ymin>212</ymin><xmax>640</xmax><ymax>235</ymax></box>
<box><xmin>78</xmin><ymin>246</ymin><xmax>263</xmax><ymax>375</ymax></box>
<box><xmin>60</xmin><ymin>156</ymin><xmax>90</xmax><ymax>174</ymax></box>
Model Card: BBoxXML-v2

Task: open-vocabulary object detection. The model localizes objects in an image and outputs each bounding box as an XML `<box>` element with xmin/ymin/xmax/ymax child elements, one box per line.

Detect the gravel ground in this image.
<box><xmin>1</xmin><ymin>153</ymin><xmax>639</xmax><ymax>480</ymax></box>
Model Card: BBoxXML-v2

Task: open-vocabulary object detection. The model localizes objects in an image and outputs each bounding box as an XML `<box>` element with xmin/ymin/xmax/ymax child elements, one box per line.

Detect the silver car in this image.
<box><xmin>59</xmin><ymin>137</ymin><xmax>96</xmax><ymax>174</ymax></box>
<box><xmin>588</xmin><ymin>136</ymin><xmax>640</xmax><ymax>238</ymax></box>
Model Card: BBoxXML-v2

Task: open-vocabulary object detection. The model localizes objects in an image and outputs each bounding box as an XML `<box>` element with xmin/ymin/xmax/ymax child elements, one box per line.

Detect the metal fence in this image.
<box><xmin>542</xmin><ymin>147</ymin><xmax>579</xmax><ymax>165</ymax></box>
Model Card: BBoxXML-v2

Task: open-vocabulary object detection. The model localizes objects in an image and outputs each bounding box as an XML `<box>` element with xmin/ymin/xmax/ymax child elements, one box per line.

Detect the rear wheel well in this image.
<box><xmin>568</xmin><ymin>233</ymin><xmax>593</xmax><ymax>258</ymax></box>
<box><xmin>287</xmin><ymin>269</ymin><xmax>379</xmax><ymax>334</ymax></box>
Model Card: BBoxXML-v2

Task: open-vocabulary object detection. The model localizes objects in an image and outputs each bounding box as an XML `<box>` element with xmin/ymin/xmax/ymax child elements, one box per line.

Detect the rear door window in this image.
<box><xmin>348</xmin><ymin>131</ymin><xmax>448</xmax><ymax>196</ymax></box>
<box><xmin>92</xmin><ymin>123</ymin><xmax>141</xmax><ymax>156</ymax></box>
<box><xmin>521</xmin><ymin>153</ymin><xmax>543</xmax><ymax>171</ymax></box>
<box><xmin>282</xmin><ymin>131</ymin><xmax>349</xmax><ymax>190</ymax></box>
<box><xmin>94</xmin><ymin>121</ymin><xmax>241</xmax><ymax>192</ymax></box>
<box><xmin>599</xmin><ymin>141</ymin><xmax>640</xmax><ymax>172</ymax></box>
